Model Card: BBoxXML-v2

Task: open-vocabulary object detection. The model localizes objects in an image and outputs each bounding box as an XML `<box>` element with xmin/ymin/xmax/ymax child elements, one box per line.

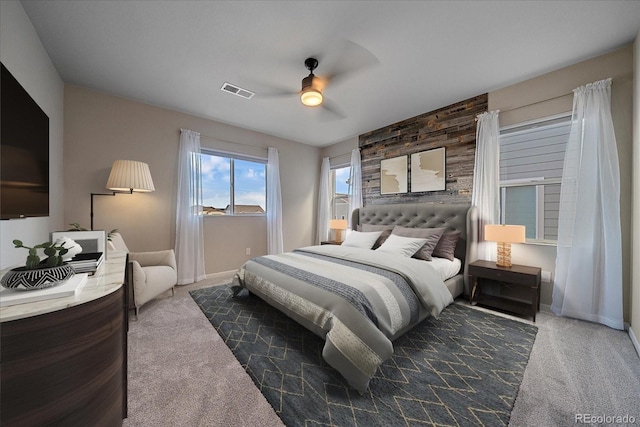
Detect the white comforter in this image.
<box><xmin>231</xmin><ymin>244</ymin><xmax>453</xmax><ymax>392</ymax></box>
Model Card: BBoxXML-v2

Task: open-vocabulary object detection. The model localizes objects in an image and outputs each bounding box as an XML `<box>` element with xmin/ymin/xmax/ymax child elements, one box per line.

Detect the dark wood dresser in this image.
<box><xmin>0</xmin><ymin>251</ymin><xmax>128</xmax><ymax>426</ymax></box>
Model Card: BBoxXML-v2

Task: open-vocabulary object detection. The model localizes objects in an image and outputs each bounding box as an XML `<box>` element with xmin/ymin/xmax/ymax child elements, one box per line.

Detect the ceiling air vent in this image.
<box><xmin>220</xmin><ymin>82</ymin><xmax>254</xmax><ymax>99</ymax></box>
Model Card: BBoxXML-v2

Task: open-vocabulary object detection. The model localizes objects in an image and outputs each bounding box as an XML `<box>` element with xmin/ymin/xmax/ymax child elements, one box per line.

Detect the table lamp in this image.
<box><xmin>484</xmin><ymin>224</ymin><xmax>526</xmax><ymax>267</ymax></box>
<box><xmin>329</xmin><ymin>219</ymin><xmax>348</xmax><ymax>243</ymax></box>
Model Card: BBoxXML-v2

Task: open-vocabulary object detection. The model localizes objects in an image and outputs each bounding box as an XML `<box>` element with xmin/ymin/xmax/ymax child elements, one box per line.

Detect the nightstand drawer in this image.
<box><xmin>469</xmin><ymin>266</ymin><xmax>538</xmax><ymax>286</ymax></box>
<box><xmin>469</xmin><ymin>260</ymin><xmax>541</xmax><ymax>286</ymax></box>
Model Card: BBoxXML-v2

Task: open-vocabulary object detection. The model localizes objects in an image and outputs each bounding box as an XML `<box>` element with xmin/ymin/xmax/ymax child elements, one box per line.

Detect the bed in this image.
<box><xmin>231</xmin><ymin>203</ymin><xmax>478</xmax><ymax>392</ymax></box>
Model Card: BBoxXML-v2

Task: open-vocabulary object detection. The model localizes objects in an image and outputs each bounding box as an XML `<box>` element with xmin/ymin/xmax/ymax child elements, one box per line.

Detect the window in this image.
<box><xmin>200</xmin><ymin>151</ymin><xmax>266</xmax><ymax>215</ymax></box>
<box><xmin>331</xmin><ymin>165</ymin><xmax>350</xmax><ymax>220</ymax></box>
<box><xmin>499</xmin><ymin>114</ymin><xmax>571</xmax><ymax>242</ymax></box>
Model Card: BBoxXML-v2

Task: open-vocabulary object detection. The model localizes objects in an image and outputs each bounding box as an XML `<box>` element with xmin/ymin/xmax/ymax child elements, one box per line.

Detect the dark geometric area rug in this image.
<box><xmin>190</xmin><ymin>285</ymin><xmax>538</xmax><ymax>427</ymax></box>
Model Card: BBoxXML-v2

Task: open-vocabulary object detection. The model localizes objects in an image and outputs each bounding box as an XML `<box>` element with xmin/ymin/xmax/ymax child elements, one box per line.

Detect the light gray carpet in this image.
<box><xmin>123</xmin><ymin>277</ymin><xmax>640</xmax><ymax>427</ymax></box>
<box><xmin>508</xmin><ymin>311</ymin><xmax>640</xmax><ymax>426</ymax></box>
<box><xmin>122</xmin><ymin>277</ymin><xmax>283</xmax><ymax>427</ymax></box>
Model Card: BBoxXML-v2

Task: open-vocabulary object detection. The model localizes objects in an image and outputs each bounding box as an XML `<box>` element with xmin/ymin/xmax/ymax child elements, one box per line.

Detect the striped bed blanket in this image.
<box><xmin>231</xmin><ymin>244</ymin><xmax>453</xmax><ymax>393</ymax></box>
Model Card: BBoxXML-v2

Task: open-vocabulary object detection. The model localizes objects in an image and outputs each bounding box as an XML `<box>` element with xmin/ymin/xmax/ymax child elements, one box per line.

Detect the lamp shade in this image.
<box><xmin>106</xmin><ymin>160</ymin><xmax>155</xmax><ymax>192</ymax></box>
<box><xmin>300</xmin><ymin>86</ymin><xmax>323</xmax><ymax>107</ymax></box>
<box><xmin>484</xmin><ymin>224</ymin><xmax>525</xmax><ymax>243</ymax></box>
<box><xmin>329</xmin><ymin>219</ymin><xmax>348</xmax><ymax>230</ymax></box>
<box><xmin>329</xmin><ymin>219</ymin><xmax>348</xmax><ymax>243</ymax></box>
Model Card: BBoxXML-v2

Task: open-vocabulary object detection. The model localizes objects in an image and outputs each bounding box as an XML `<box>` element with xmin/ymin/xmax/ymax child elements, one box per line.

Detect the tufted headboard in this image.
<box><xmin>351</xmin><ymin>203</ymin><xmax>478</xmax><ymax>298</ymax></box>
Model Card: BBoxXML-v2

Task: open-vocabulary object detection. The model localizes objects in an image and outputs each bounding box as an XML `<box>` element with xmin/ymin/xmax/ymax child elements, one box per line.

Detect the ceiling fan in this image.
<box><xmin>297</xmin><ymin>57</ymin><xmax>345</xmax><ymax>120</ymax></box>
<box><xmin>255</xmin><ymin>41</ymin><xmax>379</xmax><ymax>121</ymax></box>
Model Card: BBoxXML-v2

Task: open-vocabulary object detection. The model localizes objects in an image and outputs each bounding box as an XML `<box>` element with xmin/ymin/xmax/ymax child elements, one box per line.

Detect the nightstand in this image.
<box><xmin>469</xmin><ymin>260</ymin><xmax>541</xmax><ymax>321</ymax></box>
<box><xmin>320</xmin><ymin>241</ymin><xmax>342</xmax><ymax>245</ymax></box>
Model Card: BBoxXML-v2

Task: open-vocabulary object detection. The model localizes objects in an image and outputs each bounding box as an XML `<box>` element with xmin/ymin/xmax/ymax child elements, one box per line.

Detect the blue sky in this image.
<box><xmin>201</xmin><ymin>154</ymin><xmax>266</xmax><ymax>210</ymax></box>
<box><xmin>335</xmin><ymin>166</ymin><xmax>350</xmax><ymax>194</ymax></box>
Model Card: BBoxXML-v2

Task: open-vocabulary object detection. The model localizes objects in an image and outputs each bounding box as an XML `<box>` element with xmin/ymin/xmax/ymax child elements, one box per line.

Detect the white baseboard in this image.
<box><xmin>541</xmin><ymin>305</ymin><xmax>635</xmax><ymax>338</ymax></box>
<box><xmin>205</xmin><ymin>270</ymin><xmax>236</xmax><ymax>280</ymax></box>
<box><xmin>629</xmin><ymin>326</ymin><xmax>640</xmax><ymax>358</ymax></box>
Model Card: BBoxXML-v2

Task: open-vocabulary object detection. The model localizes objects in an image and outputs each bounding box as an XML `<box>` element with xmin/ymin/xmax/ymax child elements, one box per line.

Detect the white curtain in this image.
<box><xmin>175</xmin><ymin>129</ymin><xmax>206</xmax><ymax>285</ymax></box>
<box><xmin>317</xmin><ymin>157</ymin><xmax>331</xmax><ymax>244</ymax></box>
<box><xmin>267</xmin><ymin>147</ymin><xmax>284</xmax><ymax>254</ymax></box>
<box><xmin>471</xmin><ymin>111</ymin><xmax>501</xmax><ymax>261</ymax></box>
<box><xmin>348</xmin><ymin>148</ymin><xmax>363</xmax><ymax>230</ymax></box>
<box><xmin>551</xmin><ymin>78</ymin><xmax>623</xmax><ymax>330</ymax></box>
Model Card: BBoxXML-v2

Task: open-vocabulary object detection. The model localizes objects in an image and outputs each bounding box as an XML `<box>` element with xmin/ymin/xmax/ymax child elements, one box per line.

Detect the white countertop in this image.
<box><xmin>0</xmin><ymin>251</ymin><xmax>127</xmax><ymax>322</ymax></box>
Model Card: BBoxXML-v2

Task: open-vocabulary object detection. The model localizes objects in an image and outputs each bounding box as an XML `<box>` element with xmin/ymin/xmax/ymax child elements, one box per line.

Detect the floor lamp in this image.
<box><xmin>90</xmin><ymin>160</ymin><xmax>155</xmax><ymax>230</ymax></box>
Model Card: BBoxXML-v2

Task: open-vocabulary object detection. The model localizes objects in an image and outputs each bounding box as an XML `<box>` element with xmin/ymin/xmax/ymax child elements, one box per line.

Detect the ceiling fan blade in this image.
<box><xmin>244</xmin><ymin>78</ymin><xmax>298</xmax><ymax>99</ymax></box>
<box><xmin>256</xmin><ymin>86</ymin><xmax>298</xmax><ymax>99</ymax></box>
<box><xmin>319</xmin><ymin>39</ymin><xmax>379</xmax><ymax>87</ymax></box>
<box><xmin>258</xmin><ymin>91</ymin><xmax>298</xmax><ymax>100</ymax></box>
<box><xmin>319</xmin><ymin>98</ymin><xmax>346</xmax><ymax>121</ymax></box>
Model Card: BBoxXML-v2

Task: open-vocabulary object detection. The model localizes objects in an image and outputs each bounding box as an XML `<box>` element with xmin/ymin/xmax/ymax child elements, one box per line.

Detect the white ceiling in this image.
<box><xmin>20</xmin><ymin>1</ymin><xmax>640</xmax><ymax>148</ymax></box>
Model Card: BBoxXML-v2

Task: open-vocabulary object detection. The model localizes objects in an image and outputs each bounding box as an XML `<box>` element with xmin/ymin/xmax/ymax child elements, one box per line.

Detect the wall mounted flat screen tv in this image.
<box><xmin>1</xmin><ymin>62</ymin><xmax>50</xmax><ymax>220</ymax></box>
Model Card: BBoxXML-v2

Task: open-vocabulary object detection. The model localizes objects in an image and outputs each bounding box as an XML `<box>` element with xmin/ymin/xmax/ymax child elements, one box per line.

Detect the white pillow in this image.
<box><xmin>375</xmin><ymin>234</ymin><xmax>428</xmax><ymax>257</ymax></box>
<box><xmin>341</xmin><ymin>230</ymin><xmax>383</xmax><ymax>249</ymax></box>
<box><xmin>430</xmin><ymin>257</ymin><xmax>462</xmax><ymax>281</ymax></box>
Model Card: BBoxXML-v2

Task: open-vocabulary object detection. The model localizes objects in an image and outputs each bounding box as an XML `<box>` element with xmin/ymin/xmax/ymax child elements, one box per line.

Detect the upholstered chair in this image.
<box><xmin>109</xmin><ymin>233</ymin><xmax>177</xmax><ymax>317</ymax></box>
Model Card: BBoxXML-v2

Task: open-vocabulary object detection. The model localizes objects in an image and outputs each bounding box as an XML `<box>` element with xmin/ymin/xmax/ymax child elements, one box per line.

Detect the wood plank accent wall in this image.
<box><xmin>359</xmin><ymin>94</ymin><xmax>488</xmax><ymax>205</ymax></box>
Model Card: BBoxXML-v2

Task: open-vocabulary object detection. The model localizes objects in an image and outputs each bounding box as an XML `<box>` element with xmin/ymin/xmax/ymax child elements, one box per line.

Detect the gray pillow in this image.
<box><xmin>358</xmin><ymin>224</ymin><xmax>394</xmax><ymax>249</ymax></box>
<box><xmin>390</xmin><ymin>226</ymin><xmax>445</xmax><ymax>261</ymax></box>
<box><xmin>432</xmin><ymin>230</ymin><xmax>461</xmax><ymax>261</ymax></box>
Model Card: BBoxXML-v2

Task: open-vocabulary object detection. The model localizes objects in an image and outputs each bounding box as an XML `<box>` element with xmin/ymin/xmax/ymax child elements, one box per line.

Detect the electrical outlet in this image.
<box><xmin>245</xmin><ymin>248</ymin><xmax>251</xmax><ymax>256</ymax></box>
<box><xmin>541</xmin><ymin>270</ymin><xmax>552</xmax><ymax>282</ymax></box>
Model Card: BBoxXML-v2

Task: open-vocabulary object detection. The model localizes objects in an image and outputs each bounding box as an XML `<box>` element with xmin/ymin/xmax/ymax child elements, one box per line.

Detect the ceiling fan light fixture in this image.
<box><xmin>300</xmin><ymin>58</ymin><xmax>323</xmax><ymax>107</ymax></box>
<box><xmin>300</xmin><ymin>86</ymin><xmax>323</xmax><ymax>107</ymax></box>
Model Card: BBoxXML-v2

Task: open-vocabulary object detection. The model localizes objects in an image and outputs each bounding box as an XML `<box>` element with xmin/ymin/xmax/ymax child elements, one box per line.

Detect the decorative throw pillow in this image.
<box><xmin>341</xmin><ymin>230</ymin><xmax>383</xmax><ymax>249</ymax></box>
<box><xmin>390</xmin><ymin>226</ymin><xmax>446</xmax><ymax>261</ymax></box>
<box><xmin>375</xmin><ymin>234</ymin><xmax>428</xmax><ymax>257</ymax></box>
<box><xmin>432</xmin><ymin>230</ymin><xmax>461</xmax><ymax>261</ymax></box>
<box><xmin>359</xmin><ymin>224</ymin><xmax>394</xmax><ymax>249</ymax></box>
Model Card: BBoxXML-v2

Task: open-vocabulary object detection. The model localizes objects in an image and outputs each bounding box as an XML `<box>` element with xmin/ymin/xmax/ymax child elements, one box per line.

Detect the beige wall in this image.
<box><xmin>321</xmin><ymin>137</ymin><xmax>358</xmax><ymax>167</ymax></box>
<box><xmin>489</xmin><ymin>45</ymin><xmax>634</xmax><ymax>322</ymax></box>
<box><xmin>64</xmin><ymin>85</ymin><xmax>320</xmax><ymax>275</ymax></box>
<box><xmin>631</xmin><ymin>32</ymin><xmax>640</xmax><ymax>349</ymax></box>
<box><xmin>0</xmin><ymin>0</ymin><xmax>65</xmax><ymax>269</ymax></box>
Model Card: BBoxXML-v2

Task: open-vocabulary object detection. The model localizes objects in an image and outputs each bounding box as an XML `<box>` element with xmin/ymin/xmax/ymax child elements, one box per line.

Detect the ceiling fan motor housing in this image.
<box><xmin>300</xmin><ymin>57</ymin><xmax>323</xmax><ymax>107</ymax></box>
<box><xmin>301</xmin><ymin>74</ymin><xmax>317</xmax><ymax>91</ymax></box>
<box><xmin>301</xmin><ymin>57</ymin><xmax>321</xmax><ymax>91</ymax></box>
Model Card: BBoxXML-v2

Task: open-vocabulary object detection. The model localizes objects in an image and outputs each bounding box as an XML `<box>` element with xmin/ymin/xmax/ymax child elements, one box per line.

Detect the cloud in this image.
<box><xmin>335</xmin><ymin>167</ymin><xmax>350</xmax><ymax>179</ymax></box>
<box><xmin>201</xmin><ymin>154</ymin><xmax>230</xmax><ymax>175</ymax></box>
<box><xmin>237</xmin><ymin>164</ymin><xmax>266</xmax><ymax>180</ymax></box>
